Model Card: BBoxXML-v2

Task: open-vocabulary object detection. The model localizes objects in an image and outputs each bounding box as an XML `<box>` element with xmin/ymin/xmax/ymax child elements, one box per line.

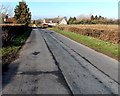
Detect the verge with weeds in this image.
<box><xmin>2</xmin><ymin>27</ymin><xmax>31</xmax><ymax>69</ymax></box>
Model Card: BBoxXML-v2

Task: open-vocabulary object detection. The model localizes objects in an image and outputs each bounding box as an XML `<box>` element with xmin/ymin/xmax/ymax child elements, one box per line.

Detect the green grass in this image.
<box><xmin>11</xmin><ymin>30</ymin><xmax>30</xmax><ymax>46</ymax></box>
<box><xmin>48</xmin><ymin>28</ymin><xmax>119</xmax><ymax>60</ymax></box>
<box><xmin>2</xmin><ymin>46</ymin><xmax>21</xmax><ymax>56</ymax></box>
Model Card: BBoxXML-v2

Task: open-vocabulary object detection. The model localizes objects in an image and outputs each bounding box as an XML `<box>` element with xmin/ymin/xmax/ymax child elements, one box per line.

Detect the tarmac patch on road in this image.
<box><xmin>32</xmin><ymin>52</ymin><xmax>40</xmax><ymax>55</ymax></box>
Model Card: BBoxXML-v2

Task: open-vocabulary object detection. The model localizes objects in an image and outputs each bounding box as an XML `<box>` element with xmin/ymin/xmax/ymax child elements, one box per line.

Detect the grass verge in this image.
<box><xmin>2</xmin><ymin>27</ymin><xmax>31</xmax><ymax>69</ymax></box>
<box><xmin>48</xmin><ymin>28</ymin><xmax>119</xmax><ymax>60</ymax></box>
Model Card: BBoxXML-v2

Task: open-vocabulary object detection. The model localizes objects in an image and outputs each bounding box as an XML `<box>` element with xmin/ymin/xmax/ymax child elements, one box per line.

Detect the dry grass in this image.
<box><xmin>53</xmin><ymin>24</ymin><xmax>118</xmax><ymax>44</ymax></box>
<box><xmin>58</xmin><ymin>24</ymin><xmax>117</xmax><ymax>30</ymax></box>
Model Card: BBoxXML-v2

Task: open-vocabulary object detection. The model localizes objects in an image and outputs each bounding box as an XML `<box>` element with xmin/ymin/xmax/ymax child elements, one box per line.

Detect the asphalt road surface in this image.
<box><xmin>2</xmin><ymin>28</ymin><xmax>118</xmax><ymax>95</ymax></box>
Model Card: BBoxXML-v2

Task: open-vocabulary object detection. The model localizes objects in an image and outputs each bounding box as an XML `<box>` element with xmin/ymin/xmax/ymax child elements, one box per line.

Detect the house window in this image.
<box><xmin>50</xmin><ymin>20</ymin><xmax>52</xmax><ymax>23</ymax></box>
<box><xmin>4</xmin><ymin>19</ymin><xmax>6</xmax><ymax>22</ymax></box>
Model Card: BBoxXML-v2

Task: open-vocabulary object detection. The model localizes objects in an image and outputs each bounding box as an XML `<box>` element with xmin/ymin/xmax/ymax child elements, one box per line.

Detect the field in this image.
<box><xmin>52</xmin><ymin>24</ymin><xmax>118</xmax><ymax>44</ymax></box>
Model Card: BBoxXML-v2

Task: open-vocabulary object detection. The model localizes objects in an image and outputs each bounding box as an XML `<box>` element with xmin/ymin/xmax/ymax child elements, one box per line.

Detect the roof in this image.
<box><xmin>44</xmin><ymin>17</ymin><xmax>66</xmax><ymax>23</ymax></box>
<box><xmin>4</xmin><ymin>18</ymin><xmax>13</xmax><ymax>23</ymax></box>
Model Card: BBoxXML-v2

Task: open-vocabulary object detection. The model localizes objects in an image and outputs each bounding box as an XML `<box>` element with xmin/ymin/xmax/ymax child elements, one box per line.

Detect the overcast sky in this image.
<box><xmin>1</xmin><ymin>0</ymin><xmax>119</xmax><ymax>20</ymax></box>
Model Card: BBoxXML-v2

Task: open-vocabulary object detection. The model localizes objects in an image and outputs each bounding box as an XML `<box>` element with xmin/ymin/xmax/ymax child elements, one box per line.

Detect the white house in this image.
<box><xmin>43</xmin><ymin>17</ymin><xmax>67</xmax><ymax>25</ymax></box>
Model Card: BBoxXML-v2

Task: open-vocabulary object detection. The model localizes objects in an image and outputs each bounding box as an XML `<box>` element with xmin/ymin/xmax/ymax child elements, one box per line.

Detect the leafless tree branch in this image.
<box><xmin>0</xmin><ymin>4</ymin><xmax>13</xmax><ymax>18</ymax></box>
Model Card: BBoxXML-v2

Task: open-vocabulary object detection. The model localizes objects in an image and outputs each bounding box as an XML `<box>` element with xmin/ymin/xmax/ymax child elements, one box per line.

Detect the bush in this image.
<box><xmin>2</xmin><ymin>24</ymin><xmax>28</xmax><ymax>47</ymax></box>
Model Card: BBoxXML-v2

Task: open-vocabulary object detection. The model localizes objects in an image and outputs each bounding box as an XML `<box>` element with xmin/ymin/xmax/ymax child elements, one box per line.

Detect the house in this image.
<box><xmin>43</xmin><ymin>17</ymin><xmax>67</xmax><ymax>25</ymax></box>
<box><xmin>4</xmin><ymin>18</ymin><xmax>13</xmax><ymax>24</ymax></box>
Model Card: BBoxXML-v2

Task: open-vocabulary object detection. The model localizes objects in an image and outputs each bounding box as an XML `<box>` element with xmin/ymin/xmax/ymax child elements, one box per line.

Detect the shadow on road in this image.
<box><xmin>2</xmin><ymin>62</ymin><xmax>20</xmax><ymax>89</ymax></box>
<box><xmin>30</xmin><ymin>27</ymin><xmax>47</xmax><ymax>29</ymax></box>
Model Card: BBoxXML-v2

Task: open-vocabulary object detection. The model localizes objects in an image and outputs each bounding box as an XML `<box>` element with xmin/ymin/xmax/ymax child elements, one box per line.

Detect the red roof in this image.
<box><xmin>5</xmin><ymin>18</ymin><xmax>13</xmax><ymax>23</ymax></box>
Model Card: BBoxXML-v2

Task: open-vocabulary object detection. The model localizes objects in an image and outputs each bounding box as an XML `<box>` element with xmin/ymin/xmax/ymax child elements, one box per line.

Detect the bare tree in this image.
<box><xmin>0</xmin><ymin>4</ymin><xmax>13</xmax><ymax>23</ymax></box>
<box><xmin>76</xmin><ymin>14</ymin><xmax>91</xmax><ymax>20</ymax></box>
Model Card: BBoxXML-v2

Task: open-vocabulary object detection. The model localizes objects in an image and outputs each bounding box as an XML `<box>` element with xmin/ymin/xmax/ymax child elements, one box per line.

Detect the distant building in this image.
<box><xmin>31</xmin><ymin>19</ymin><xmax>43</xmax><ymax>24</ymax></box>
<box><xmin>4</xmin><ymin>18</ymin><xmax>13</xmax><ymax>24</ymax></box>
<box><xmin>31</xmin><ymin>20</ymin><xmax>35</xmax><ymax>24</ymax></box>
<box><xmin>43</xmin><ymin>17</ymin><xmax>67</xmax><ymax>25</ymax></box>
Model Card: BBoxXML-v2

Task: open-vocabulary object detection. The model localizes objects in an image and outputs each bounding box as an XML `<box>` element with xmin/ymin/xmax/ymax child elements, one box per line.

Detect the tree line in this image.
<box><xmin>68</xmin><ymin>15</ymin><xmax>118</xmax><ymax>24</ymax></box>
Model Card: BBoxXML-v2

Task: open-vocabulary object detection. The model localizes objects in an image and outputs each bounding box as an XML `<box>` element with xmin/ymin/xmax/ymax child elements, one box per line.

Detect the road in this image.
<box><xmin>2</xmin><ymin>28</ymin><xmax>118</xmax><ymax>94</ymax></box>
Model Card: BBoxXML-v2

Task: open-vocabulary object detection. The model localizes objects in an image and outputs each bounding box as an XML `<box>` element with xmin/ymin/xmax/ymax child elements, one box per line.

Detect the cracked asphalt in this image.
<box><xmin>2</xmin><ymin>28</ymin><xmax>118</xmax><ymax>95</ymax></box>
